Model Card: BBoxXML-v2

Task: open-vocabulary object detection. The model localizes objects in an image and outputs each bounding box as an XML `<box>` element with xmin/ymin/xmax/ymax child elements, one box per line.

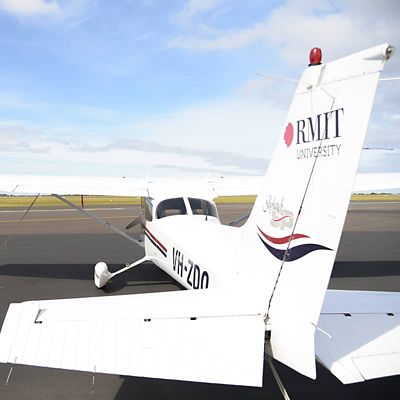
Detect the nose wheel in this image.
<box><xmin>94</xmin><ymin>262</ymin><xmax>112</xmax><ymax>288</ymax></box>
<box><xmin>94</xmin><ymin>257</ymin><xmax>150</xmax><ymax>289</ymax></box>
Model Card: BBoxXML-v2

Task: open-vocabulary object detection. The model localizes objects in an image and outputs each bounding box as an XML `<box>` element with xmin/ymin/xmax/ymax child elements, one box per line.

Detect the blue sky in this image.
<box><xmin>0</xmin><ymin>0</ymin><xmax>399</xmax><ymax>177</ymax></box>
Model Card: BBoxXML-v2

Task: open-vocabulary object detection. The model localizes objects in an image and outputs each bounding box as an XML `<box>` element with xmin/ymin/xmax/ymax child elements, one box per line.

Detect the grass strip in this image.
<box><xmin>0</xmin><ymin>195</ymin><xmax>141</xmax><ymax>207</ymax></box>
<box><xmin>0</xmin><ymin>194</ymin><xmax>398</xmax><ymax>208</ymax></box>
<box><xmin>350</xmin><ymin>194</ymin><xmax>400</xmax><ymax>202</ymax></box>
<box><xmin>215</xmin><ymin>196</ymin><xmax>257</xmax><ymax>204</ymax></box>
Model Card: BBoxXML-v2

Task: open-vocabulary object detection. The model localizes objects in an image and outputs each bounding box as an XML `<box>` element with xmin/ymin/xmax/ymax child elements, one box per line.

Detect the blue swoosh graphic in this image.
<box><xmin>258</xmin><ymin>234</ymin><xmax>332</xmax><ymax>261</ymax></box>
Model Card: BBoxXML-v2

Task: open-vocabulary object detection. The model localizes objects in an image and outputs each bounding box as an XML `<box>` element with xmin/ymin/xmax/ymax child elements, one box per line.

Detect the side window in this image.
<box><xmin>188</xmin><ymin>198</ymin><xmax>218</xmax><ymax>218</ymax></box>
<box><xmin>156</xmin><ymin>198</ymin><xmax>187</xmax><ymax>219</ymax></box>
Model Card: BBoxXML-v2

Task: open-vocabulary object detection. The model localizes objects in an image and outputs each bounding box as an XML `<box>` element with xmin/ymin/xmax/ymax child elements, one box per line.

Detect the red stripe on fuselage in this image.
<box><xmin>144</xmin><ymin>227</ymin><xmax>167</xmax><ymax>253</ymax></box>
<box><xmin>257</xmin><ymin>226</ymin><xmax>309</xmax><ymax>244</ymax></box>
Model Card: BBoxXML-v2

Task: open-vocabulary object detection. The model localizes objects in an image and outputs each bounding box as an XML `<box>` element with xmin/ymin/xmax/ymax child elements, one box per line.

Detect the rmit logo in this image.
<box><xmin>284</xmin><ymin>108</ymin><xmax>344</xmax><ymax>147</ymax></box>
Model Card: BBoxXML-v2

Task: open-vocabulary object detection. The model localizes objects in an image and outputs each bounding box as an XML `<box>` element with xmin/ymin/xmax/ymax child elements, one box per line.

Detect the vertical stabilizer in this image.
<box><xmin>242</xmin><ymin>44</ymin><xmax>393</xmax><ymax>378</ymax></box>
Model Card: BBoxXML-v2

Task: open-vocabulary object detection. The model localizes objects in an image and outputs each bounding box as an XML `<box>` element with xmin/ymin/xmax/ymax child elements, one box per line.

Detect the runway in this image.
<box><xmin>0</xmin><ymin>201</ymin><xmax>399</xmax><ymax>399</ymax></box>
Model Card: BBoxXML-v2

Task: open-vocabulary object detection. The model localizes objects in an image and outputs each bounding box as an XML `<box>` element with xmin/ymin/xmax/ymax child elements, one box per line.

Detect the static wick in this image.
<box><xmin>5</xmin><ymin>357</ymin><xmax>17</xmax><ymax>386</ymax></box>
<box><xmin>379</xmin><ymin>77</ymin><xmax>400</xmax><ymax>81</ymax></box>
<box><xmin>312</xmin><ymin>323</ymin><xmax>332</xmax><ymax>339</ymax></box>
<box><xmin>91</xmin><ymin>365</ymin><xmax>96</xmax><ymax>395</ymax></box>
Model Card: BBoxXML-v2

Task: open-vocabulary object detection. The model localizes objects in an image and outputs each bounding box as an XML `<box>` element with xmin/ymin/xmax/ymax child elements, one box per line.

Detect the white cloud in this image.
<box><xmin>122</xmin><ymin>97</ymin><xmax>286</xmax><ymax>158</ymax></box>
<box><xmin>172</xmin><ymin>0</ymin><xmax>223</xmax><ymax>26</ymax></box>
<box><xmin>0</xmin><ymin>0</ymin><xmax>60</xmax><ymax>16</ymax></box>
<box><xmin>166</xmin><ymin>0</ymin><xmax>400</xmax><ymax>175</ymax></box>
<box><xmin>0</xmin><ymin>0</ymin><xmax>92</xmax><ymax>22</ymax></box>
<box><xmin>0</xmin><ymin>138</ymin><xmax>266</xmax><ymax>177</ymax></box>
<box><xmin>0</xmin><ymin>76</ymin><xmax>397</xmax><ymax>176</ymax></box>
<box><xmin>0</xmin><ymin>122</ymin><xmax>50</xmax><ymax>153</ymax></box>
<box><xmin>260</xmin><ymin>0</ymin><xmax>400</xmax><ymax>68</ymax></box>
<box><xmin>169</xmin><ymin>0</ymin><xmax>400</xmax><ymax>67</ymax></box>
<box><xmin>1</xmin><ymin>0</ymin><xmax>398</xmax><ymax>175</ymax></box>
<box><xmin>0</xmin><ymin>92</ymin><xmax>46</xmax><ymax>110</ymax></box>
<box><xmin>169</xmin><ymin>22</ymin><xmax>267</xmax><ymax>51</ymax></box>
<box><xmin>0</xmin><ymin>92</ymin><xmax>283</xmax><ymax>176</ymax></box>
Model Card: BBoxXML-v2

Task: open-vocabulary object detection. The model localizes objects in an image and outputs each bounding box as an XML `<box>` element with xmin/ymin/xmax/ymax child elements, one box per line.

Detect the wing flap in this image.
<box><xmin>316</xmin><ymin>290</ymin><xmax>400</xmax><ymax>384</ymax></box>
<box><xmin>0</xmin><ymin>291</ymin><xmax>266</xmax><ymax>387</ymax></box>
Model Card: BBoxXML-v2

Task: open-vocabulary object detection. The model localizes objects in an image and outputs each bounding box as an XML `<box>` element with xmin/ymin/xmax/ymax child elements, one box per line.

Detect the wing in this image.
<box><xmin>0</xmin><ymin>174</ymin><xmax>260</xmax><ymax>198</ymax></box>
<box><xmin>0</xmin><ymin>289</ymin><xmax>266</xmax><ymax>387</ymax></box>
<box><xmin>0</xmin><ymin>172</ymin><xmax>397</xmax><ymax>198</ymax></box>
<box><xmin>316</xmin><ymin>289</ymin><xmax>400</xmax><ymax>383</ymax></box>
<box><xmin>0</xmin><ymin>174</ymin><xmax>149</xmax><ymax>196</ymax></box>
<box><xmin>353</xmin><ymin>172</ymin><xmax>400</xmax><ymax>193</ymax></box>
<box><xmin>210</xmin><ymin>173</ymin><xmax>400</xmax><ymax>197</ymax></box>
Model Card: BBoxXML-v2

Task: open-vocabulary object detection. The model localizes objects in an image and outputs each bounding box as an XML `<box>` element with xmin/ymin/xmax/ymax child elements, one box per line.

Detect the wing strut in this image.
<box><xmin>0</xmin><ymin>193</ymin><xmax>40</xmax><ymax>253</ymax></box>
<box><xmin>53</xmin><ymin>194</ymin><xmax>143</xmax><ymax>247</ymax></box>
<box><xmin>228</xmin><ymin>212</ymin><xmax>250</xmax><ymax>227</ymax></box>
<box><xmin>266</xmin><ymin>356</ymin><xmax>292</xmax><ymax>400</ymax></box>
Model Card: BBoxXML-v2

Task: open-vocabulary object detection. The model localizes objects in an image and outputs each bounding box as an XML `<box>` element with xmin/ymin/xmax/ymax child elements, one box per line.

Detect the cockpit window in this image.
<box><xmin>188</xmin><ymin>198</ymin><xmax>218</xmax><ymax>218</ymax></box>
<box><xmin>156</xmin><ymin>198</ymin><xmax>187</xmax><ymax>219</ymax></box>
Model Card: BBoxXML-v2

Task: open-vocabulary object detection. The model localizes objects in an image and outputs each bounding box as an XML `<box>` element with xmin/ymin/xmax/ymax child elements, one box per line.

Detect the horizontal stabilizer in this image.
<box><xmin>317</xmin><ymin>290</ymin><xmax>400</xmax><ymax>383</ymax></box>
<box><xmin>0</xmin><ymin>290</ymin><xmax>266</xmax><ymax>387</ymax></box>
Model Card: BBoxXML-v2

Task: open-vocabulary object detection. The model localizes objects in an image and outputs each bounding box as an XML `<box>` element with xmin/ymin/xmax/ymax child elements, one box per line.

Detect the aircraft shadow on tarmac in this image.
<box><xmin>113</xmin><ymin>360</ymin><xmax>400</xmax><ymax>400</ymax></box>
<box><xmin>1</xmin><ymin>260</ymin><xmax>399</xmax><ymax>283</ymax></box>
<box><xmin>332</xmin><ymin>260</ymin><xmax>400</xmax><ymax>278</ymax></box>
<box><xmin>0</xmin><ymin>263</ymin><xmax>179</xmax><ymax>293</ymax></box>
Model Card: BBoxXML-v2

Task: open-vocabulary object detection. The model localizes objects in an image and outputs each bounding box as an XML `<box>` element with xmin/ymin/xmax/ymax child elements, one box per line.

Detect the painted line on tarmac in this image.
<box><xmin>0</xmin><ymin>207</ymin><xmax>134</xmax><ymax>213</ymax></box>
<box><xmin>0</xmin><ymin>215</ymin><xmax>137</xmax><ymax>223</ymax></box>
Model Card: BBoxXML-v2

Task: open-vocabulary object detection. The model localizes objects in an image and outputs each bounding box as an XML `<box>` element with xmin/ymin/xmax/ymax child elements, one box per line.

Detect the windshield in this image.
<box><xmin>188</xmin><ymin>198</ymin><xmax>218</xmax><ymax>218</ymax></box>
<box><xmin>156</xmin><ymin>198</ymin><xmax>187</xmax><ymax>219</ymax></box>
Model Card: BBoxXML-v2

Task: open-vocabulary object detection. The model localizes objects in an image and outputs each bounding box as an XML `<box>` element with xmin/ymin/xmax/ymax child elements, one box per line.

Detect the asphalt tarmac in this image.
<box><xmin>0</xmin><ymin>201</ymin><xmax>399</xmax><ymax>399</ymax></box>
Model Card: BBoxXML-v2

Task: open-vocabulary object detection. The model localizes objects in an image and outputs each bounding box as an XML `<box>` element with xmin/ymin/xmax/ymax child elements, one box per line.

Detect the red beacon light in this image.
<box><xmin>309</xmin><ymin>47</ymin><xmax>322</xmax><ymax>66</ymax></box>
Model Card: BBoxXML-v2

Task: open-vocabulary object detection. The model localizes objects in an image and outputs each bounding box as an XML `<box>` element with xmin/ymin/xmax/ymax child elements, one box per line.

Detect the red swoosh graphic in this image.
<box><xmin>272</xmin><ymin>215</ymin><xmax>291</xmax><ymax>222</ymax></box>
<box><xmin>257</xmin><ymin>226</ymin><xmax>309</xmax><ymax>244</ymax></box>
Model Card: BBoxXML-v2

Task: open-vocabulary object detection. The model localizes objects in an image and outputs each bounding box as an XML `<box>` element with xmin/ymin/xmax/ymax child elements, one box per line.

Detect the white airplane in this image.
<box><xmin>0</xmin><ymin>44</ymin><xmax>400</xmax><ymax>396</ymax></box>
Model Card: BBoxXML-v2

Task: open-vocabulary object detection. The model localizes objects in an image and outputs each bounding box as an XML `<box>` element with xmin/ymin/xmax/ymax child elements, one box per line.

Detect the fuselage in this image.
<box><xmin>141</xmin><ymin>195</ymin><xmax>245</xmax><ymax>291</ymax></box>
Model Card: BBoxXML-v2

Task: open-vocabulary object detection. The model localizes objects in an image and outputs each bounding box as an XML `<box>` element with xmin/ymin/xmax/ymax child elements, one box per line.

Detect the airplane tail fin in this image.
<box><xmin>242</xmin><ymin>44</ymin><xmax>393</xmax><ymax>379</ymax></box>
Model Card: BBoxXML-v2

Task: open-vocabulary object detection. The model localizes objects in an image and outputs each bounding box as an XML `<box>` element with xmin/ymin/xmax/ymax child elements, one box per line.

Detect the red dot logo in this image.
<box><xmin>284</xmin><ymin>123</ymin><xmax>293</xmax><ymax>147</ymax></box>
